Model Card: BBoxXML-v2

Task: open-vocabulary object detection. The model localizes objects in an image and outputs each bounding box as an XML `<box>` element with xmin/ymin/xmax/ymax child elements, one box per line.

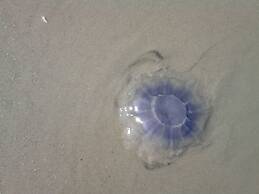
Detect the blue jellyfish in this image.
<box><xmin>133</xmin><ymin>79</ymin><xmax>203</xmax><ymax>146</ymax></box>
<box><xmin>117</xmin><ymin>51</ymin><xmax>210</xmax><ymax>168</ymax></box>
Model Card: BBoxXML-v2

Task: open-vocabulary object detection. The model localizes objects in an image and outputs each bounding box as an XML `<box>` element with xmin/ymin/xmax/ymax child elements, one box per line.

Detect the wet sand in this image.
<box><xmin>0</xmin><ymin>1</ymin><xmax>259</xmax><ymax>194</ymax></box>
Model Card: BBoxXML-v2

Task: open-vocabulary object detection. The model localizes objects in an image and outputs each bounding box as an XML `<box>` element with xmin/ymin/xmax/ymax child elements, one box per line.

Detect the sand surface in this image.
<box><xmin>0</xmin><ymin>1</ymin><xmax>259</xmax><ymax>194</ymax></box>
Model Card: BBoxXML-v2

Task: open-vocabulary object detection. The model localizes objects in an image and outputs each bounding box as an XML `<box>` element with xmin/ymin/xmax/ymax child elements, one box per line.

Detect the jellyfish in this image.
<box><xmin>116</xmin><ymin>50</ymin><xmax>211</xmax><ymax>169</ymax></box>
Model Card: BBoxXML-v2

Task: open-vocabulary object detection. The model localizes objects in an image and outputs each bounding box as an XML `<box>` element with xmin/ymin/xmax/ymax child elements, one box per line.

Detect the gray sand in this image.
<box><xmin>0</xmin><ymin>1</ymin><xmax>259</xmax><ymax>194</ymax></box>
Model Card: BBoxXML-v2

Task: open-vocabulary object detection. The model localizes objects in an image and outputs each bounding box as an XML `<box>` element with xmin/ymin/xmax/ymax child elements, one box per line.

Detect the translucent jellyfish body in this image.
<box><xmin>117</xmin><ymin>51</ymin><xmax>211</xmax><ymax>168</ymax></box>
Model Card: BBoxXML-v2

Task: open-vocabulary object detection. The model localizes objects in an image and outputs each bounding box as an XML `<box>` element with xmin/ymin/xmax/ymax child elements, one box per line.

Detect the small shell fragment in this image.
<box><xmin>41</xmin><ymin>16</ymin><xmax>48</xmax><ymax>24</ymax></box>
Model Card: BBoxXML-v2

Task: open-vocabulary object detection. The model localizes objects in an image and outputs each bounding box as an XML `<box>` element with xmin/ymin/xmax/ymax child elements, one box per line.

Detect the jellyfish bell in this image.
<box><xmin>117</xmin><ymin>51</ymin><xmax>211</xmax><ymax>168</ymax></box>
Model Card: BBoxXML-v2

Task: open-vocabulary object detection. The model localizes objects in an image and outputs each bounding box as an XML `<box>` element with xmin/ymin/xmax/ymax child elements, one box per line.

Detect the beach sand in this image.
<box><xmin>0</xmin><ymin>1</ymin><xmax>259</xmax><ymax>193</ymax></box>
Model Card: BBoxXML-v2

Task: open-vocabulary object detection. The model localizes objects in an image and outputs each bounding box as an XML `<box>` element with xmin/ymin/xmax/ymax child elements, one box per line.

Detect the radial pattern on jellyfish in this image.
<box><xmin>117</xmin><ymin>51</ymin><xmax>210</xmax><ymax>168</ymax></box>
<box><xmin>132</xmin><ymin>80</ymin><xmax>201</xmax><ymax>146</ymax></box>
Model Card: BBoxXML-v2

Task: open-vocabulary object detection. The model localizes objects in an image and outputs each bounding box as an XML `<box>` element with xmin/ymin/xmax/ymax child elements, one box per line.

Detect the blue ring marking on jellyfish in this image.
<box><xmin>132</xmin><ymin>80</ymin><xmax>203</xmax><ymax>146</ymax></box>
